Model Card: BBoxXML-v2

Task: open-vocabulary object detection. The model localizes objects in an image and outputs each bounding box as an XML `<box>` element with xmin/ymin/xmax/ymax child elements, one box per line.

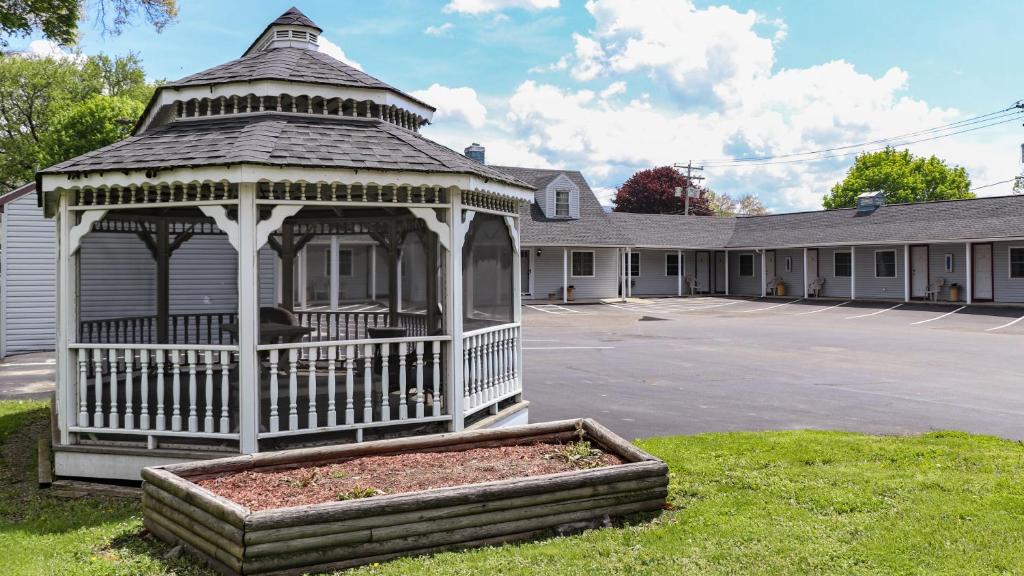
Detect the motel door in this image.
<box><xmin>714</xmin><ymin>252</ymin><xmax>726</xmax><ymax>293</ymax></box>
<box><xmin>765</xmin><ymin>251</ymin><xmax>776</xmax><ymax>279</ymax></box>
<box><xmin>696</xmin><ymin>252</ymin><xmax>710</xmax><ymax>292</ymax></box>
<box><xmin>806</xmin><ymin>249</ymin><xmax>819</xmax><ymax>281</ymax></box>
<box><xmin>973</xmin><ymin>244</ymin><xmax>994</xmax><ymax>300</ymax></box>
<box><xmin>910</xmin><ymin>246</ymin><xmax>928</xmax><ymax>298</ymax></box>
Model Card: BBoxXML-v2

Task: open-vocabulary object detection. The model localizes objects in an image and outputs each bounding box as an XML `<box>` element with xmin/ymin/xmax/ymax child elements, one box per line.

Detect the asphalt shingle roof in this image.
<box><xmin>611</xmin><ymin>212</ymin><xmax>737</xmax><ymax>249</ymax></box>
<box><xmin>40</xmin><ymin>115</ymin><xmax>531</xmax><ymax>188</ymax></box>
<box><xmin>491</xmin><ymin>166</ymin><xmax>632</xmax><ymax>247</ymax></box>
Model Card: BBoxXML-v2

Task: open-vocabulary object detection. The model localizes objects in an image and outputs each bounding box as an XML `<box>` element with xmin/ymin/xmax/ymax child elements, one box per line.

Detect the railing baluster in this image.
<box><xmin>93</xmin><ymin>349</ymin><xmax>105</xmax><ymax>428</ymax></box>
<box><xmin>204</xmin><ymin>350</ymin><xmax>214</xmax><ymax>432</ymax></box>
<box><xmin>78</xmin><ymin>349</ymin><xmax>89</xmax><ymax>427</ymax></box>
<box><xmin>398</xmin><ymin>342</ymin><xmax>408</xmax><ymax>420</ymax></box>
<box><xmin>124</xmin><ymin>348</ymin><xmax>134</xmax><ymax>429</ymax></box>
<box><xmin>462</xmin><ymin>342</ymin><xmax>471</xmax><ymax>413</ymax></box>
<box><xmin>472</xmin><ymin>335</ymin><xmax>481</xmax><ymax>408</ymax></box>
<box><xmin>380</xmin><ymin>343</ymin><xmax>390</xmax><ymax>422</ymax></box>
<box><xmin>326</xmin><ymin>345</ymin><xmax>337</xmax><ymax>427</ymax></box>
<box><xmin>220</xmin><ymin>351</ymin><xmax>231</xmax><ymax>433</ymax></box>
<box><xmin>307</xmin><ymin>347</ymin><xmax>318</xmax><ymax>428</ymax></box>
<box><xmin>363</xmin><ymin>344</ymin><xmax>373</xmax><ymax>423</ymax></box>
<box><xmin>345</xmin><ymin>344</ymin><xmax>355</xmax><ymax>424</ymax></box>
<box><xmin>288</xmin><ymin>348</ymin><xmax>299</xmax><ymax>431</ymax></box>
<box><xmin>415</xmin><ymin>341</ymin><xmax>424</xmax><ymax>419</ymax></box>
<box><xmin>171</xmin><ymin>349</ymin><xmax>182</xmax><ymax>431</ymax></box>
<box><xmin>269</xmin><ymin>349</ymin><xmax>280</xmax><ymax>433</ymax></box>
<box><xmin>140</xmin><ymin>350</ymin><xmax>150</xmax><ymax>429</ymax></box>
<box><xmin>432</xmin><ymin>342</ymin><xmax>441</xmax><ymax>417</ymax></box>
<box><xmin>156</xmin><ymin>349</ymin><xmax>166</xmax><ymax>430</ymax></box>
<box><xmin>187</xmin><ymin>350</ymin><xmax>199</xmax><ymax>432</ymax></box>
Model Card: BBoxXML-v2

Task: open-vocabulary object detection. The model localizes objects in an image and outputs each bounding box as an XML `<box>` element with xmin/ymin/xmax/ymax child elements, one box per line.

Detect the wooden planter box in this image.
<box><xmin>141</xmin><ymin>419</ymin><xmax>669</xmax><ymax>576</ymax></box>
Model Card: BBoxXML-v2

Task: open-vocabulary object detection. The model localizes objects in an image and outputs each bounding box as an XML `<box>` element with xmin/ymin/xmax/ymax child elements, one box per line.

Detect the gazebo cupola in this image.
<box><xmin>36</xmin><ymin>6</ymin><xmax>534</xmax><ymax>481</ymax></box>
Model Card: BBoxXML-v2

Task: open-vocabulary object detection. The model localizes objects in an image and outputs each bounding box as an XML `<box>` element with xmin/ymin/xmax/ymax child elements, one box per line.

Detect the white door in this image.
<box><xmin>806</xmin><ymin>249</ymin><xmax>819</xmax><ymax>280</ymax></box>
<box><xmin>973</xmin><ymin>244</ymin><xmax>993</xmax><ymax>300</ymax></box>
<box><xmin>765</xmin><ymin>251</ymin><xmax>776</xmax><ymax>279</ymax></box>
<box><xmin>714</xmin><ymin>252</ymin><xmax>726</xmax><ymax>293</ymax></box>
<box><xmin>911</xmin><ymin>246</ymin><xmax>928</xmax><ymax>298</ymax></box>
<box><xmin>696</xmin><ymin>252</ymin><xmax>710</xmax><ymax>292</ymax></box>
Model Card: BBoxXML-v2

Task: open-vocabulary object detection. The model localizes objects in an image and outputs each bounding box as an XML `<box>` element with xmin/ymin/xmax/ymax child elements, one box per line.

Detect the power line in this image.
<box><xmin>699</xmin><ymin>102</ymin><xmax>1024</xmax><ymax>167</ymax></box>
<box><xmin>970</xmin><ymin>178</ymin><xmax>1017</xmax><ymax>191</ymax></box>
<box><xmin>701</xmin><ymin>114</ymin><xmax>1023</xmax><ymax>168</ymax></box>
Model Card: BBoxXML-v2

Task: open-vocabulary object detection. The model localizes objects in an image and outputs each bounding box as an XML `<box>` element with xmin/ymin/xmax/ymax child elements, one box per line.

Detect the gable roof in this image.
<box><xmin>0</xmin><ymin>183</ymin><xmax>35</xmax><ymax>214</ymax></box>
<box><xmin>40</xmin><ymin>115</ymin><xmax>531</xmax><ymax>188</ymax></box>
<box><xmin>611</xmin><ymin>212</ymin><xmax>737</xmax><ymax>249</ymax></box>
<box><xmin>492</xmin><ymin>166</ymin><xmax>631</xmax><ymax>246</ymax></box>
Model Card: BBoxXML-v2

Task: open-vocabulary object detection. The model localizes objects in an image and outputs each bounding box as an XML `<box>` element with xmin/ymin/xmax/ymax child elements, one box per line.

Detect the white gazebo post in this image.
<box><xmin>850</xmin><ymin>246</ymin><xmax>857</xmax><ymax>300</ymax></box>
<box><xmin>802</xmin><ymin>248</ymin><xmax>809</xmax><ymax>298</ymax></box>
<box><xmin>370</xmin><ymin>245</ymin><xmax>377</xmax><ymax>301</ymax></box>
<box><xmin>55</xmin><ymin>193</ymin><xmax>75</xmax><ymax>445</ymax></box>
<box><xmin>329</xmin><ymin>236</ymin><xmax>339</xmax><ymax>310</ymax></box>
<box><xmin>237</xmin><ymin>182</ymin><xmax>259</xmax><ymax>454</ymax></box>
<box><xmin>965</xmin><ymin>241</ymin><xmax>973</xmax><ymax>304</ymax></box>
<box><xmin>562</xmin><ymin>248</ymin><xmax>568</xmax><ymax>303</ymax></box>
<box><xmin>760</xmin><ymin>250</ymin><xmax>767</xmax><ymax>297</ymax></box>
<box><xmin>677</xmin><ymin>249</ymin><xmax>682</xmax><ymax>296</ymax></box>
<box><xmin>447</xmin><ymin>190</ymin><xmax>466</xmax><ymax>431</ymax></box>
<box><xmin>903</xmin><ymin>244</ymin><xmax>910</xmax><ymax>302</ymax></box>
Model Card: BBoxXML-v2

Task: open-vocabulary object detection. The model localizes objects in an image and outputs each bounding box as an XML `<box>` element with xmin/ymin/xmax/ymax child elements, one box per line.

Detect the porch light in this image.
<box><xmin>536</xmin><ymin>248</ymin><xmax>543</xmax><ymax>256</ymax></box>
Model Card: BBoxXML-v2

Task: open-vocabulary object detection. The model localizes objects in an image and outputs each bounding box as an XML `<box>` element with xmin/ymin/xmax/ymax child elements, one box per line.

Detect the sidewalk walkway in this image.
<box><xmin>0</xmin><ymin>352</ymin><xmax>55</xmax><ymax>399</ymax></box>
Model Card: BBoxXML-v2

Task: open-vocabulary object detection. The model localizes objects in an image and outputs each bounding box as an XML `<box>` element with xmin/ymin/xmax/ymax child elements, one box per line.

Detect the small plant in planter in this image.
<box><xmin>337</xmin><ymin>486</ymin><xmax>384</xmax><ymax>501</ymax></box>
<box><xmin>546</xmin><ymin>421</ymin><xmax>606</xmax><ymax>469</ymax></box>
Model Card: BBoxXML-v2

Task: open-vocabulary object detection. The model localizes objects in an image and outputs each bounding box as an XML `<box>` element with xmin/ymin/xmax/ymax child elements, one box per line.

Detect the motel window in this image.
<box><xmin>738</xmin><ymin>254</ymin><xmax>754</xmax><ymax>277</ymax></box>
<box><xmin>555</xmin><ymin>189</ymin><xmax>570</xmax><ymax>217</ymax></box>
<box><xmin>339</xmin><ymin>249</ymin><xmax>353</xmax><ymax>277</ymax></box>
<box><xmin>629</xmin><ymin>253</ymin><xmax>641</xmax><ymax>277</ymax></box>
<box><xmin>784</xmin><ymin>256</ymin><xmax>793</xmax><ymax>273</ymax></box>
<box><xmin>572</xmin><ymin>251</ymin><xmax>595</xmax><ymax>277</ymax></box>
<box><xmin>1010</xmin><ymin>248</ymin><xmax>1024</xmax><ymax>279</ymax></box>
<box><xmin>666</xmin><ymin>253</ymin><xmax>681</xmax><ymax>276</ymax></box>
<box><xmin>834</xmin><ymin>252</ymin><xmax>852</xmax><ymax>277</ymax></box>
<box><xmin>875</xmin><ymin>250</ymin><xmax>897</xmax><ymax>278</ymax></box>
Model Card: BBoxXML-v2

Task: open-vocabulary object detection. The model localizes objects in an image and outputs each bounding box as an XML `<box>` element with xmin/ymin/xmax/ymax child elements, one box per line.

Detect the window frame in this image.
<box><xmin>665</xmin><ymin>253</ymin><xmax>682</xmax><ymax>277</ymax></box>
<box><xmin>554</xmin><ymin>188</ymin><xmax>571</xmax><ymax>218</ymax></box>
<box><xmin>628</xmin><ymin>252</ymin><xmax>641</xmax><ymax>277</ymax></box>
<box><xmin>322</xmin><ymin>247</ymin><xmax>355</xmax><ymax>277</ymax></box>
<box><xmin>1009</xmin><ymin>246</ymin><xmax>1024</xmax><ymax>279</ymax></box>
<box><xmin>784</xmin><ymin>256</ymin><xmax>793</xmax><ymax>273</ymax></box>
<box><xmin>833</xmin><ymin>251</ymin><xmax>852</xmax><ymax>278</ymax></box>
<box><xmin>738</xmin><ymin>253</ymin><xmax>755</xmax><ymax>278</ymax></box>
<box><xmin>570</xmin><ymin>250</ymin><xmax>595</xmax><ymax>278</ymax></box>
<box><xmin>874</xmin><ymin>249</ymin><xmax>897</xmax><ymax>279</ymax></box>
<box><xmin>944</xmin><ymin>253</ymin><xmax>954</xmax><ymax>273</ymax></box>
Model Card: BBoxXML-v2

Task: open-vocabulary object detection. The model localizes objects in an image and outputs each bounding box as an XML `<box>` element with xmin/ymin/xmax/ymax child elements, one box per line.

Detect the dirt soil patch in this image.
<box><xmin>196</xmin><ymin>442</ymin><xmax>623</xmax><ymax>511</ymax></box>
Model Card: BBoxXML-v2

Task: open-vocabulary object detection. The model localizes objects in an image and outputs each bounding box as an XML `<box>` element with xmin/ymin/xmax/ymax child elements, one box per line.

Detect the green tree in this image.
<box><xmin>41</xmin><ymin>95</ymin><xmax>144</xmax><ymax>165</ymax></box>
<box><xmin>823</xmin><ymin>147</ymin><xmax>973</xmax><ymax>209</ymax></box>
<box><xmin>0</xmin><ymin>52</ymin><xmax>149</xmax><ymax>192</ymax></box>
<box><xmin>0</xmin><ymin>0</ymin><xmax>177</xmax><ymax>47</ymax></box>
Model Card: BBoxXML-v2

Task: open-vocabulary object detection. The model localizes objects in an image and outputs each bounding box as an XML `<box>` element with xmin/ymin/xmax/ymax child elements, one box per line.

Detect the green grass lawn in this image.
<box><xmin>2</xmin><ymin>400</ymin><xmax>1024</xmax><ymax>575</ymax></box>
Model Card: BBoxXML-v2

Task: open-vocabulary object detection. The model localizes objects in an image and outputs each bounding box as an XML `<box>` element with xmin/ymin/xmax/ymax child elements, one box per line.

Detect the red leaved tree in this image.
<box><xmin>612</xmin><ymin>166</ymin><xmax>712</xmax><ymax>215</ymax></box>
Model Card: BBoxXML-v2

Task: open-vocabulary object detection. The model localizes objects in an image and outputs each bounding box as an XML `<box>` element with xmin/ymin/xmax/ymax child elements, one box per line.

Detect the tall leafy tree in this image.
<box><xmin>613</xmin><ymin>166</ymin><xmax>713</xmax><ymax>216</ymax></box>
<box><xmin>823</xmin><ymin>147</ymin><xmax>973</xmax><ymax>209</ymax></box>
<box><xmin>0</xmin><ymin>0</ymin><xmax>177</xmax><ymax>47</ymax></box>
<box><xmin>41</xmin><ymin>94</ymin><xmax>144</xmax><ymax>165</ymax></box>
<box><xmin>0</xmin><ymin>51</ymin><xmax>150</xmax><ymax>192</ymax></box>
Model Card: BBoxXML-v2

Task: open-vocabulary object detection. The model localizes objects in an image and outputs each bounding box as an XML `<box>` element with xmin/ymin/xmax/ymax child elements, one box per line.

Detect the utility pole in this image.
<box><xmin>673</xmin><ymin>161</ymin><xmax>705</xmax><ymax>216</ymax></box>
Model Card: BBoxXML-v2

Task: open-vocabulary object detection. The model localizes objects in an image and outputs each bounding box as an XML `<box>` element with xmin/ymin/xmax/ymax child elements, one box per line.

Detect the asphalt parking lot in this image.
<box><xmin>523</xmin><ymin>297</ymin><xmax>1024</xmax><ymax>441</ymax></box>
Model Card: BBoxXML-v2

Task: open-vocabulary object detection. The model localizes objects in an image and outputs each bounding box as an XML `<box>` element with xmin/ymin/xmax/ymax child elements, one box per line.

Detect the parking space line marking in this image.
<box><xmin>523</xmin><ymin>346</ymin><xmax>615</xmax><ymax>350</ymax></box>
<box><xmin>795</xmin><ymin>300</ymin><xmax>849</xmax><ymax>315</ymax></box>
<box><xmin>985</xmin><ymin>314</ymin><xmax>1024</xmax><ymax>332</ymax></box>
<box><xmin>525</xmin><ymin>305</ymin><xmax>560</xmax><ymax>314</ymax></box>
<box><xmin>742</xmin><ymin>299</ymin><xmax>802</xmax><ymax>313</ymax></box>
<box><xmin>910</xmin><ymin>306</ymin><xmax>966</xmax><ymax>326</ymax></box>
<box><xmin>844</xmin><ymin>303</ymin><xmax>902</xmax><ymax>319</ymax></box>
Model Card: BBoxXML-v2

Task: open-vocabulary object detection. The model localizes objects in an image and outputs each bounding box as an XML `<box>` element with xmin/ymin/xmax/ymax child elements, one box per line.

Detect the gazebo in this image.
<box><xmin>36</xmin><ymin>7</ymin><xmax>533</xmax><ymax>480</ymax></box>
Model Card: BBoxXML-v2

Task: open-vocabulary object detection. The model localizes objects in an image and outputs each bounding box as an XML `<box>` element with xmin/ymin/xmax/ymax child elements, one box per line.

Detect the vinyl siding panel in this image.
<box><xmin>854</xmin><ymin>245</ymin><xmax>904</xmax><ymax>300</ymax></box>
<box><xmin>1</xmin><ymin>194</ymin><xmax>56</xmax><ymax>356</ymax></box>
<box><xmin>994</xmin><ymin>241</ymin><xmax>1024</xmax><ymax>302</ymax></box>
<box><xmin>925</xmin><ymin>243</ymin><xmax>967</xmax><ymax>301</ymax></box>
<box><xmin>775</xmin><ymin>248</ymin><xmax>805</xmax><ymax>296</ymax></box>
<box><xmin>819</xmin><ymin>248</ymin><xmax>852</xmax><ymax>298</ymax></box>
<box><xmin>728</xmin><ymin>251</ymin><xmax>761</xmax><ymax>295</ymax></box>
<box><xmin>631</xmin><ymin>249</ymin><xmax>691</xmax><ymax>296</ymax></box>
<box><xmin>532</xmin><ymin>246</ymin><xmax>618</xmax><ymax>300</ymax></box>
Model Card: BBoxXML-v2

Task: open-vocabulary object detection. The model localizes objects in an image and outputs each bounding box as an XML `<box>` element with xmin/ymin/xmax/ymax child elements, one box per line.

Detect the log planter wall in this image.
<box><xmin>141</xmin><ymin>418</ymin><xmax>669</xmax><ymax>575</ymax></box>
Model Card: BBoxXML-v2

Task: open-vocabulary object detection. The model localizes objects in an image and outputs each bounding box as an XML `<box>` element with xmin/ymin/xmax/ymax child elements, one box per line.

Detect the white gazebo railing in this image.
<box><xmin>256</xmin><ymin>334</ymin><xmax>452</xmax><ymax>441</ymax></box>
<box><xmin>69</xmin><ymin>343</ymin><xmax>241</xmax><ymax>443</ymax></box>
<box><xmin>462</xmin><ymin>322</ymin><xmax>522</xmax><ymax>415</ymax></box>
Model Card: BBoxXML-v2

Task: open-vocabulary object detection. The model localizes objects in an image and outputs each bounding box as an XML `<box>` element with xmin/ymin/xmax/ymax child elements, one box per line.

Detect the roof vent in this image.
<box><xmin>465</xmin><ymin>143</ymin><xmax>485</xmax><ymax>164</ymax></box>
<box><xmin>856</xmin><ymin>190</ymin><xmax>885</xmax><ymax>214</ymax></box>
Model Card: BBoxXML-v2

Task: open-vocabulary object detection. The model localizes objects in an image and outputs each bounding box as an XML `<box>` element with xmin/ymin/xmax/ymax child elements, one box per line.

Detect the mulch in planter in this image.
<box><xmin>196</xmin><ymin>443</ymin><xmax>623</xmax><ymax>511</ymax></box>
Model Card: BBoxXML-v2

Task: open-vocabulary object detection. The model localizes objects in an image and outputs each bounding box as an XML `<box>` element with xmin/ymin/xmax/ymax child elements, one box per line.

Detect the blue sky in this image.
<box><xmin>17</xmin><ymin>0</ymin><xmax>1023</xmax><ymax>211</ymax></box>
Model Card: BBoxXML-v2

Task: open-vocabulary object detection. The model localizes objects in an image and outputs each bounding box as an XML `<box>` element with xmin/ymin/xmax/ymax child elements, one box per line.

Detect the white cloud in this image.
<box><xmin>22</xmin><ymin>39</ymin><xmax>83</xmax><ymax>62</ymax></box>
<box><xmin>424</xmin><ymin>22</ymin><xmax>455</xmax><ymax>37</ymax></box>
<box><xmin>528</xmin><ymin>54</ymin><xmax>569</xmax><ymax>74</ymax></box>
<box><xmin>600</xmin><ymin>81</ymin><xmax>627</xmax><ymax>99</ymax></box>
<box><xmin>317</xmin><ymin>36</ymin><xmax>362</xmax><ymax>70</ymax></box>
<box><xmin>411</xmin><ymin>84</ymin><xmax>489</xmax><ymax>128</ymax></box>
<box><xmin>443</xmin><ymin>0</ymin><xmax>559</xmax><ymax>15</ymax></box>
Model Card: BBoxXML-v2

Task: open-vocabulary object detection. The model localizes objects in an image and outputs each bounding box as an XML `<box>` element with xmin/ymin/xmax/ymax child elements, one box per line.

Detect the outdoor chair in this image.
<box><xmin>766</xmin><ymin>276</ymin><xmax>783</xmax><ymax>296</ymax></box>
<box><xmin>683</xmin><ymin>275</ymin><xmax>697</xmax><ymax>296</ymax></box>
<box><xmin>808</xmin><ymin>277</ymin><xmax>825</xmax><ymax>297</ymax></box>
<box><xmin>925</xmin><ymin>277</ymin><xmax>946</xmax><ymax>302</ymax></box>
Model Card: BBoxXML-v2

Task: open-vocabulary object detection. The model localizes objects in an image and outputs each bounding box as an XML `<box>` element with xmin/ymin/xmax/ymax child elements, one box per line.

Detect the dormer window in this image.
<box><xmin>555</xmin><ymin>189</ymin><xmax>570</xmax><ymax>217</ymax></box>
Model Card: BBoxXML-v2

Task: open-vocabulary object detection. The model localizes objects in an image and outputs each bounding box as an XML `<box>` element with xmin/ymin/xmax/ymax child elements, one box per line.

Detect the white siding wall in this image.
<box><xmin>819</xmin><ymin>248</ymin><xmax>852</xmax><ymax>298</ymax></box>
<box><xmin>728</xmin><ymin>251</ymin><xmax>761</xmax><ymax>295</ymax></box>
<box><xmin>993</xmin><ymin>241</ymin><xmax>1024</xmax><ymax>303</ymax></box>
<box><xmin>631</xmin><ymin>249</ymin><xmax>694</xmax><ymax>296</ymax></box>
<box><xmin>775</xmin><ymin>248</ymin><xmax>805</xmax><ymax>296</ymax></box>
<box><xmin>926</xmin><ymin>243</ymin><xmax>967</xmax><ymax>301</ymax></box>
<box><xmin>532</xmin><ymin>247</ymin><xmax>618</xmax><ymax>300</ymax></box>
<box><xmin>854</xmin><ymin>244</ymin><xmax>904</xmax><ymax>300</ymax></box>
<box><xmin>1</xmin><ymin>194</ymin><xmax>56</xmax><ymax>356</ymax></box>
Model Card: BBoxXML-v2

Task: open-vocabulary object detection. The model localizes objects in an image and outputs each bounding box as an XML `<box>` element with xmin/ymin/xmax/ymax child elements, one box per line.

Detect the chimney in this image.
<box><xmin>464</xmin><ymin>143</ymin><xmax>485</xmax><ymax>164</ymax></box>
